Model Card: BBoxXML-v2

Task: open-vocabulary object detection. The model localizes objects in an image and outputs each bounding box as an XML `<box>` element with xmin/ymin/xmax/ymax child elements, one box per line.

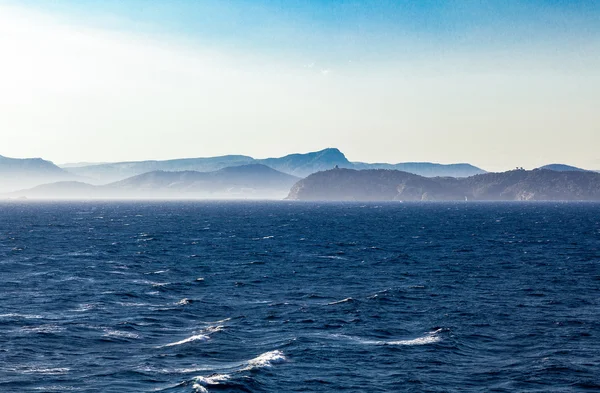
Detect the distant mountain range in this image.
<box><xmin>61</xmin><ymin>148</ymin><xmax>487</xmax><ymax>183</ymax></box>
<box><xmin>2</xmin><ymin>148</ymin><xmax>598</xmax><ymax>198</ymax></box>
<box><xmin>287</xmin><ymin>168</ymin><xmax>600</xmax><ymax>201</ymax></box>
<box><xmin>10</xmin><ymin>164</ymin><xmax>299</xmax><ymax>199</ymax></box>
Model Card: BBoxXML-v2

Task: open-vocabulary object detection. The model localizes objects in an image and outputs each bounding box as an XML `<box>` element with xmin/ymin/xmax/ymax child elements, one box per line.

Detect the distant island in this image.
<box><xmin>287</xmin><ymin>168</ymin><xmax>600</xmax><ymax>201</ymax></box>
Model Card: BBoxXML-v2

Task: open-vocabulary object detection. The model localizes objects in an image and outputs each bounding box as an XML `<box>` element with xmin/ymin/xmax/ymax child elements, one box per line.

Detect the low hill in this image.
<box><xmin>353</xmin><ymin>161</ymin><xmax>485</xmax><ymax>177</ymax></box>
<box><xmin>287</xmin><ymin>168</ymin><xmax>600</xmax><ymax>201</ymax></box>
<box><xmin>65</xmin><ymin>155</ymin><xmax>255</xmax><ymax>184</ymax></box>
<box><xmin>9</xmin><ymin>164</ymin><xmax>299</xmax><ymax>199</ymax></box>
<box><xmin>538</xmin><ymin>164</ymin><xmax>589</xmax><ymax>172</ymax></box>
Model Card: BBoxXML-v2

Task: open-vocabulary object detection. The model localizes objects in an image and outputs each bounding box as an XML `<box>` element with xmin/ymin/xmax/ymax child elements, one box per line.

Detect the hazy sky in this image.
<box><xmin>1</xmin><ymin>0</ymin><xmax>599</xmax><ymax>171</ymax></box>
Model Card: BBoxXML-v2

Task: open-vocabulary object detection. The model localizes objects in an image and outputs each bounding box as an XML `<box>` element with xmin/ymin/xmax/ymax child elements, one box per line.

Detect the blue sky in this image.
<box><xmin>15</xmin><ymin>0</ymin><xmax>600</xmax><ymax>59</ymax></box>
<box><xmin>1</xmin><ymin>0</ymin><xmax>599</xmax><ymax>170</ymax></box>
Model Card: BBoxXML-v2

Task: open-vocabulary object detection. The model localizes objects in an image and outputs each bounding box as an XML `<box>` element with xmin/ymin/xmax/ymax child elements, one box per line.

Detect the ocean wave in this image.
<box><xmin>18</xmin><ymin>367</ymin><xmax>70</xmax><ymax>375</ymax></box>
<box><xmin>159</xmin><ymin>334</ymin><xmax>209</xmax><ymax>348</ymax></box>
<box><xmin>375</xmin><ymin>328</ymin><xmax>443</xmax><ymax>346</ymax></box>
<box><xmin>21</xmin><ymin>325</ymin><xmax>66</xmax><ymax>334</ymax></box>
<box><xmin>192</xmin><ymin>373</ymin><xmax>232</xmax><ymax>392</ymax></box>
<box><xmin>385</xmin><ymin>334</ymin><xmax>441</xmax><ymax>346</ymax></box>
<box><xmin>103</xmin><ymin>329</ymin><xmax>140</xmax><ymax>339</ymax></box>
<box><xmin>203</xmin><ymin>325</ymin><xmax>224</xmax><ymax>334</ymax></box>
<box><xmin>327</xmin><ymin>297</ymin><xmax>354</xmax><ymax>306</ymax></box>
<box><xmin>192</xmin><ymin>350</ymin><xmax>286</xmax><ymax>392</ymax></box>
<box><xmin>0</xmin><ymin>313</ymin><xmax>43</xmax><ymax>319</ymax></box>
<box><xmin>71</xmin><ymin>303</ymin><xmax>98</xmax><ymax>312</ymax></box>
<box><xmin>242</xmin><ymin>350</ymin><xmax>286</xmax><ymax>371</ymax></box>
<box><xmin>331</xmin><ymin>329</ymin><xmax>443</xmax><ymax>346</ymax></box>
<box><xmin>32</xmin><ymin>385</ymin><xmax>81</xmax><ymax>391</ymax></box>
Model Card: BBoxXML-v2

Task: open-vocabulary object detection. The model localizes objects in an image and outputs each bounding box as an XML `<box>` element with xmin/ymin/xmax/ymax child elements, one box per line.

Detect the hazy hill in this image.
<box><xmin>62</xmin><ymin>148</ymin><xmax>487</xmax><ymax>183</ymax></box>
<box><xmin>8</xmin><ymin>181</ymin><xmax>98</xmax><ymax>198</ymax></box>
<box><xmin>65</xmin><ymin>155</ymin><xmax>255</xmax><ymax>184</ymax></box>
<box><xmin>0</xmin><ymin>154</ymin><xmax>77</xmax><ymax>193</ymax></box>
<box><xmin>109</xmin><ymin>164</ymin><xmax>298</xmax><ymax>197</ymax></box>
<box><xmin>287</xmin><ymin>168</ymin><xmax>600</xmax><ymax>201</ymax></box>
<box><xmin>538</xmin><ymin>164</ymin><xmax>589</xmax><ymax>172</ymax></box>
<box><xmin>353</xmin><ymin>161</ymin><xmax>485</xmax><ymax>177</ymax></box>
<box><xmin>10</xmin><ymin>164</ymin><xmax>299</xmax><ymax>199</ymax></box>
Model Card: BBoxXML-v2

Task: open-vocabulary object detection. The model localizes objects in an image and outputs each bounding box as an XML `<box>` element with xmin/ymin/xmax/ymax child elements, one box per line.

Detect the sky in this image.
<box><xmin>0</xmin><ymin>0</ymin><xmax>599</xmax><ymax>171</ymax></box>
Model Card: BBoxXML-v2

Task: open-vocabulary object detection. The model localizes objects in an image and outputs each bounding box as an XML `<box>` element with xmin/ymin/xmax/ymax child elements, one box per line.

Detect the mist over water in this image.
<box><xmin>0</xmin><ymin>201</ymin><xmax>599</xmax><ymax>392</ymax></box>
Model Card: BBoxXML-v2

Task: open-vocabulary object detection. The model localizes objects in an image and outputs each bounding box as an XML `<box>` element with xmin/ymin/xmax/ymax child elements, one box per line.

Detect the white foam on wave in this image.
<box><xmin>191</xmin><ymin>350</ymin><xmax>286</xmax><ymax>392</ymax></box>
<box><xmin>0</xmin><ymin>313</ymin><xmax>43</xmax><ymax>319</ymax></box>
<box><xmin>160</xmin><ymin>334</ymin><xmax>209</xmax><ymax>348</ymax></box>
<box><xmin>376</xmin><ymin>329</ymin><xmax>443</xmax><ymax>346</ymax></box>
<box><xmin>103</xmin><ymin>329</ymin><xmax>140</xmax><ymax>339</ymax></box>
<box><xmin>202</xmin><ymin>317</ymin><xmax>231</xmax><ymax>325</ymax></box>
<box><xmin>21</xmin><ymin>325</ymin><xmax>66</xmax><ymax>334</ymax></box>
<box><xmin>72</xmin><ymin>303</ymin><xmax>97</xmax><ymax>312</ymax></box>
<box><xmin>386</xmin><ymin>334</ymin><xmax>441</xmax><ymax>346</ymax></box>
<box><xmin>192</xmin><ymin>373</ymin><xmax>232</xmax><ymax>392</ymax></box>
<box><xmin>19</xmin><ymin>367</ymin><xmax>70</xmax><ymax>375</ymax></box>
<box><xmin>334</xmin><ymin>329</ymin><xmax>443</xmax><ymax>346</ymax></box>
<box><xmin>32</xmin><ymin>385</ymin><xmax>81</xmax><ymax>391</ymax></box>
<box><xmin>327</xmin><ymin>297</ymin><xmax>354</xmax><ymax>306</ymax></box>
<box><xmin>242</xmin><ymin>350</ymin><xmax>286</xmax><ymax>371</ymax></box>
<box><xmin>203</xmin><ymin>325</ymin><xmax>224</xmax><ymax>334</ymax></box>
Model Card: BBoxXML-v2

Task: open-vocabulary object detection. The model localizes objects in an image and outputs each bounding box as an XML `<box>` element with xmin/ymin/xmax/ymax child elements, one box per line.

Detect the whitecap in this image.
<box><xmin>159</xmin><ymin>334</ymin><xmax>209</xmax><ymax>348</ymax></box>
<box><xmin>191</xmin><ymin>350</ymin><xmax>286</xmax><ymax>391</ymax></box>
<box><xmin>0</xmin><ymin>313</ymin><xmax>43</xmax><ymax>319</ymax></box>
<box><xmin>202</xmin><ymin>317</ymin><xmax>231</xmax><ymax>324</ymax></box>
<box><xmin>192</xmin><ymin>374</ymin><xmax>231</xmax><ymax>393</ymax></box>
<box><xmin>176</xmin><ymin>298</ymin><xmax>192</xmax><ymax>306</ymax></box>
<box><xmin>147</xmin><ymin>270</ymin><xmax>168</xmax><ymax>275</ymax></box>
<box><xmin>386</xmin><ymin>334</ymin><xmax>441</xmax><ymax>346</ymax></box>
<box><xmin>72</xmin><ymin>303</ymin><xmax>97</xmax><ymax>312</ymax></box>
<box><xmin>327</xmin><ymin>297</ymin><xmax>354</xmax><ymax>306</ymax></box>
<box><xmin>203</xmin><ymin>325</ymin><xmax>224</xmax><ymax>334</ymax></box>
<box><xmin>242</xmin><ymin>350</ymin><xmax>286</xmax><ymax>371</ymax></box>
<box><xmin>20</xmin><ymin>367</ymin><xmax>70</xmax><ymax>375</ymax></box>
<box><xmin>21</xmin><ymin>325</ymin><xmax>65</xmax><ymax>334</ymax></box>
<box><xmin>333</xmin><ymin>329</ymin><xmax>442</xmax><ymax>346</ymax></box>
<box><xmin>33</xmin><ymin>386</ymin><xmax>81</xmax><ymax>391</ymax></box>
<box><xmin>103</xmin><ymin>329</ymin><xmax>140</xmax><ymax>339</ymax></box>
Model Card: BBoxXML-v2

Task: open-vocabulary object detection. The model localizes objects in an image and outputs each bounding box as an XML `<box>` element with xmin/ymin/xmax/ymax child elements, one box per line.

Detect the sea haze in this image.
<box><xmin>0</xmin><ymin>201</ymin><xmax>599</xmax><ymax>392</ymax></box>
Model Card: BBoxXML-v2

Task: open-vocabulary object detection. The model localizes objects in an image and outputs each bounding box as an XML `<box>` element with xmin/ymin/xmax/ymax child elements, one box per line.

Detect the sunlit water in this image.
<box><xmin>1</xmin><ymin>201</ymin><xmax>599</xmax><ymax>392</ymax></box>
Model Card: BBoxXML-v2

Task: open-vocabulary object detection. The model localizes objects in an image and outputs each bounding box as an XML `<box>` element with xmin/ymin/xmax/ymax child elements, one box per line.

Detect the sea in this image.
<box><xmin>0</xmin><ymin>201</ymin><xmax>599</xmax><ymax>392</ymax></box>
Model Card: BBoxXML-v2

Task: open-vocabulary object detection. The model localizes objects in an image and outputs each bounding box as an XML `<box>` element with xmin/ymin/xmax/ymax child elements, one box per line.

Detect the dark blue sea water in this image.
<box><xmin>1</xmin><ymin>201</ymin><xmax>599</xmax><ymax>392</ymax></box>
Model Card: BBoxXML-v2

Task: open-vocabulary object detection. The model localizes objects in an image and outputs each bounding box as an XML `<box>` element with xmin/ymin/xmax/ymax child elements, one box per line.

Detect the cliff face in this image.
<box><xmin>287</xmin><ymin>168</ymin><xmax>600</xmax><ymax>201</ymax></box>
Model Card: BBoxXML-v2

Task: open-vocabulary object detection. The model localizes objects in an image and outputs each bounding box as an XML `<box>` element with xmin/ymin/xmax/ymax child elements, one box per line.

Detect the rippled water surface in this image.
<box><xmin>1</xmin><ymin>201</ymin><xmax>599</xmax><ymax>392</ymax></box>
